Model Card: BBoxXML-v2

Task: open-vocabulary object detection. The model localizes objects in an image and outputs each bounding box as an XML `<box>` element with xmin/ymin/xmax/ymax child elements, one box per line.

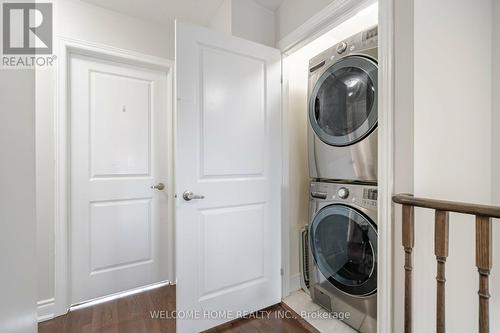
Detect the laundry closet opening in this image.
<box><xmin>281</xmin><ymin>3</ymin><xmax>378</xmax><ymax>332</ymax></box>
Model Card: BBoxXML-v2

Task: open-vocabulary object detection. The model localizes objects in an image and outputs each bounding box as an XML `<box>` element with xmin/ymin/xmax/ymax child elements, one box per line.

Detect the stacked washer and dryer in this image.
<box><xmin>305</xmin><ymin>26</ymin><xmax>378</xmax><ymax>333</ymax></box>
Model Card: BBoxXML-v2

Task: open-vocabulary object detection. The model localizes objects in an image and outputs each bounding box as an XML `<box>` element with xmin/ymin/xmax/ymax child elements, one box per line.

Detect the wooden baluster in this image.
<box><xmin>434</xmin><ymin>210</ymin><xmax>449</xmax><ymax>333</ymax></box>
<box><xmin>476</xmin><ymin>215</ymin><xmax>492</xmax><ymax>333</ymax></box>
<box><xmin>402</xmin><ymin>205</ymin><xmax>415</xmax><ymax>333</ymax></box>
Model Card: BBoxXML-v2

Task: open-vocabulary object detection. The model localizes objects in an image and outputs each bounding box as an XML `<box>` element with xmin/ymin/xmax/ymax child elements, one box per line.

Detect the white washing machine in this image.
<box><xmin>308</xmin><ymin>26</ymin><xmax>378</xmax><ymax>182</ymax></box>
<box><xmin>308</xmin><ymin>181</ymin><xmax>377</xmax><ymax>333</ymax></box>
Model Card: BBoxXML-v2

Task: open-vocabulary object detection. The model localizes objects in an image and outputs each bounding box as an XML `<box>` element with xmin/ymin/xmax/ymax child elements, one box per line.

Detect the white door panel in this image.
<box><xmin>89</xmin><ymin>199</ymin><xmax>152</xmax><ymax>272</ymax></box>
<box><xmin>70</xmin><ymin>55</ymin><xmax>169</xmax><ymax>304</ymax></box>
<box><xmin>176</xmin><ymin>21</ymin><xmax>282</xmax><ymax>332</ymax></box>
<box><xmin>90</xmin><ymin>72</ymin><xmax>151</xmax><ymax>177</ymax></box>
<box><xmin>200</xmin><ymin>46</ymin><xmax>266</xmax><ymax>177</ymax></box>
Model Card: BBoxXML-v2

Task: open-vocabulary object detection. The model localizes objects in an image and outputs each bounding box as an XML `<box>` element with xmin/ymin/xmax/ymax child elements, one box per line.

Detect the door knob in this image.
<box><xmin>151</xmin><ymin>183</ymin><xmax>165</xmax><ymax>191</ymax></box>
<box><xmin>183</xmin><ymin>191</ymin><xmax>205</xmax><ymax>201</ymax></box>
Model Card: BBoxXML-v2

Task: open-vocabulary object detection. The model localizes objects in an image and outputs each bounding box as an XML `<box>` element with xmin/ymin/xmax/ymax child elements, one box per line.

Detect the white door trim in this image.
<box><xmin>53</xmin><ymin>37</ymin><xmax>175</xmax><ymax>317</ymax></box>
<box><xmin>277</xmin><ymin>1</ymin><xmax>395</xmax><ymax>332</ymax></box>
<box><xmin>280</xmin><ymin>53</ymin><xmax>291</xmax><ymax>298</ymax></box>
<box><xmin>377</xmin><ymin>0</ymin><xmax>395</xmax><ymax>331</ymax></box>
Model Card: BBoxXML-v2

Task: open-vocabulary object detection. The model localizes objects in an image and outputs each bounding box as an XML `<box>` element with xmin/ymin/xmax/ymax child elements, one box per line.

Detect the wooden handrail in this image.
<box><xmin>393</xmin><ymin>193</ymin><xmax>500</xmax><ymax>218</ymax></box>
<box><xmin>393</xmin><ymin>193</ymin><xmax>497</xmax><ymax>333</ymax></box>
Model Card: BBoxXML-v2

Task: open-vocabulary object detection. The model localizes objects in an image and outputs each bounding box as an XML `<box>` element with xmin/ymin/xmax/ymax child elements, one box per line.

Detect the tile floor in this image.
<box><xmin>283</xmin><ymin>290</ymin><xmax>357</xmax><ymax>333</ymax></box>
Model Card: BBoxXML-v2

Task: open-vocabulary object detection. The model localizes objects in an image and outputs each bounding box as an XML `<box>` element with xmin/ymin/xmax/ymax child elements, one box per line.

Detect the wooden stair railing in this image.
<box><xmin>392</xmin><ymin>194</ymin><xmax>500</xmax><ymax>333</ymax></box>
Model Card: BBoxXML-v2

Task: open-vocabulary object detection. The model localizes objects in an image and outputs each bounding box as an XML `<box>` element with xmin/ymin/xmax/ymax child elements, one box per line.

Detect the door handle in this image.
<box><xmin>151</xmin><ymin>183</ymin><xmax>165</xmax><ymax>191</ymax></box>
<box><xmin>183</xmin><ymin>191</ymin><xmax>205</xmax><ymax>201</ymax></box>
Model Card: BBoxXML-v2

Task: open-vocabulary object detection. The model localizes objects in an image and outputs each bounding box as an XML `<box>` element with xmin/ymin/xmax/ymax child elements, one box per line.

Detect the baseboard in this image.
<box><xmin>37</xmin><ymin>298</ymin><xmax>55</xmax><ymax>322</ymax></box>
<box><xmin>289</xmin><ymin>273</ymin><xmax>301</xmax><ymax>293</ymax></box>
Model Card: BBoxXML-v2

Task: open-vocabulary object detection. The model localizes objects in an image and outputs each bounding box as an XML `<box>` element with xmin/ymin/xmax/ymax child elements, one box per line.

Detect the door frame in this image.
<box><xmin>277</xmin><ymin>0</ymin><xmax>394</xmax><ymax>332</ymax></box>
<box><xmin>53</xmin><ymin>37</ymin><xmax>175</xmax><ymax>317</ymax></box>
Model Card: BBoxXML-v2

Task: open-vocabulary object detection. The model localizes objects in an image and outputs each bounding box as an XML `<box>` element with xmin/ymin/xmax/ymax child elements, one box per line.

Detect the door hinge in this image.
<box><xmin>280</xmin><ymin>268</ymin><xmax>284</xmax><ymax>276</ymax></box>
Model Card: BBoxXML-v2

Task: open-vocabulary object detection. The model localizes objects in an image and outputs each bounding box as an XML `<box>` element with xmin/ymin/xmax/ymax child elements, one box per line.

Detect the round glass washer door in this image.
<box><xmin>309</xmin><ymin>56</ymin><xmax>378</xmax><ymax>147</ymax></box>
<box><xmin>310</xmin><ymin>204</ymin><xmax>377</xmax><ymax>296</ymax></box>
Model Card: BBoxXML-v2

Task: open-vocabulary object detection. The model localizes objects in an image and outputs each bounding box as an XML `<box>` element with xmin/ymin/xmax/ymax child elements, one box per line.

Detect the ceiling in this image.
<box><xmin>80</xmin><ymin>0</ymin><xmax>285</xmax><ymax>27</ymax></box>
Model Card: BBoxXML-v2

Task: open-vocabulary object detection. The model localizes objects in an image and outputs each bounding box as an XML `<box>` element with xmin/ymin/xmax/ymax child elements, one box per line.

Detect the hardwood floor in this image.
<box><xmin>202</xmin><ymin>304</ymin><xmax>318</xmax><ymax>333</ymax></box>
<box><xmin>39</xmin><ymin>286</ymin><xmax>315</xmax><ymax>333</ymax></box>
<box><xmin>39</xmin><ymin>285</ymin><xmax>176</xmax><ymax>333</ymax></box>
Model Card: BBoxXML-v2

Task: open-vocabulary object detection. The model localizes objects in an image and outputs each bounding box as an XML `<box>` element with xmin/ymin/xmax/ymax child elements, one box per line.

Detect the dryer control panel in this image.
<box><xmin>308</xmin><ymin>25</ymin><xmax>378</xmax><ymax>75</ymax></box>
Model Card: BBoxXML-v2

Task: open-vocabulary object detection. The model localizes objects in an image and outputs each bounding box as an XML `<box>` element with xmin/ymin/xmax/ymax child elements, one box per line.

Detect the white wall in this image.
<box><xmin>57</xmin><ymin>0</ymin><xmax>174</xmax><ymax>59</ymax></box>
<box><xmin>284</xmin><ymin>3</ymin><xmax>378</xmax><ymax>287</ymax></box>
<box><xmin>208</xmin><ymin>0</ymin><xmax>232</xmax><ymax>34</ymax></box>
<box><xmin>231</xmin><ymin>0</ymin><xmax>276</xmax><ymax>46</ymax></box>
<box><xmin>208</xmin><ymin>0</ymin><xmax>276</xmax><ymax>46</ymax></box>
<box><xmin>411</xmin><ymin>0</ymin><xmax>494</xmax><ymax>332</ymax></box>
<box><xmin>36</xmin><ymin>0</ymin><xmax>174</xmax><ymax>308</ymax></box>
<box><xmin>0</xmin><ymin>71</ymin><xmax>37</xmax><ymax>332</ymax></box>
<box><xmin>276</xmin><ymin>0</ymin><xmax>334</xmax><ymax>41</ymax></box>
<box><xmin>491</xmin><ymin>0</ymin><xmax>500</xmax><ymax>330</ymax></box>
<box><xmin>36</xmin><ymin>69</ymin><xmax>56</xmax><ymax>305</ymax></box>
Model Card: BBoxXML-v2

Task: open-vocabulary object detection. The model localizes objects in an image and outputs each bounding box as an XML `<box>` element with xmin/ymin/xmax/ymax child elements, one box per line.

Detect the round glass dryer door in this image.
<box><xmin>310</xmin><ymin>204</ymin><xmax>377</xmax><ymax>296</ymax></box>
<box><xmin>309</xmin><ymin>56</ymin><xmax>378</xmax><ymax>147</ymax></box>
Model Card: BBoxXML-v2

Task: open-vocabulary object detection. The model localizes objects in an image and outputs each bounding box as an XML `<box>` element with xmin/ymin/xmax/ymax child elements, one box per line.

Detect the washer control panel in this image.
<box><xmin>337</xmin><ymin>187</ymin><xmax>349</xmax><ymax>199</ymax></box>
<box><xmin>310</xmin><ymin>182</ymin><xmax>377</xmax><ymax>210</ymax></box>
<box><xmin>362</xmin><ymin>188</ymin><xmax>378</xmax><ymax>208</ymax></box>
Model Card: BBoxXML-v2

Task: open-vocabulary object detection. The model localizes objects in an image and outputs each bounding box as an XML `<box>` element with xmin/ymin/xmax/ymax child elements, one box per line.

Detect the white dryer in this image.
<box><xmin>308</xmin><ymin>26</ymin><xmax>378</xmax><ymax>182</ymax></box>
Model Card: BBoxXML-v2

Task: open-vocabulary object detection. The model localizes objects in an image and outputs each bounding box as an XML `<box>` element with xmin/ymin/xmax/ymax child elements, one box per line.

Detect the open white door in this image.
<box><xmin>175</xmin><ymin>21</ymin><xmax>282</xmax><ymax>332</ymax></box>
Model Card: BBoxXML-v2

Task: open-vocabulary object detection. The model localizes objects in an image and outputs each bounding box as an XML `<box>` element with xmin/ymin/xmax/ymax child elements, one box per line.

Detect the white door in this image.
<box><xmin>70</xmin><ymin>54</ymin><xmax>170</xmax><ymax>304</ymax></box>
<box><xmin>175</xmin><ymin>21</ymin><xmax>282</xmax><ymax>332</ymax></box>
